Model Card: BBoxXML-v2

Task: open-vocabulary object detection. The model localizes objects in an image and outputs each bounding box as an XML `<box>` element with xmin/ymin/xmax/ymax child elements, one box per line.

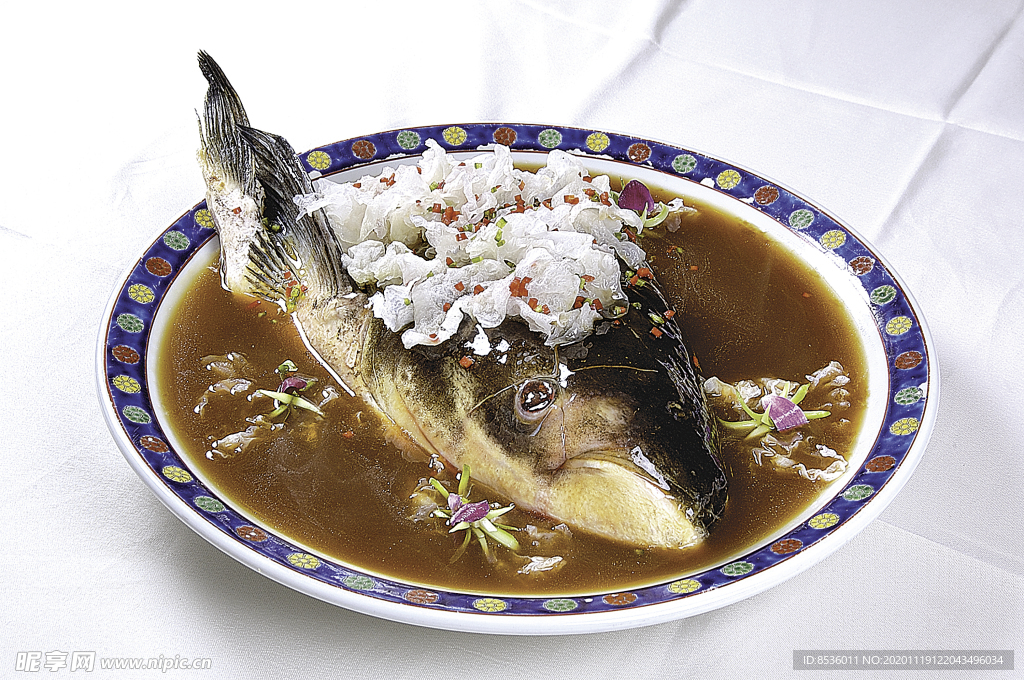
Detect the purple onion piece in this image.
<box><xmin>449</xmin><ymin>499</ymin><xmax>491</xmax><ymax>525</ymax></box>
<box><xmin>618</xmin><ymin>180</ymin><xmax>657</xmax><ymax>214</ymax></box>
<box><xmin>448</xmin><ymin>493</ymin><xmax>463</xmax><ymax>512</ymax></box>
<box><xmin>761</xmin><ymin>394</ymin><xmax>809</xmax><ymax>432</ymax></box>
<box><xmin>278</xmin><ymin>376</ymin><xmax>309</xmax><ymax>394</ymax></box>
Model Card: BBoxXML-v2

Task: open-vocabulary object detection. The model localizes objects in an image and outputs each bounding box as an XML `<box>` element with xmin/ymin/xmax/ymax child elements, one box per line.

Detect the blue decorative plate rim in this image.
<box><xmin>98</xmin><ymin>123</ymin><xmax>936</xmax><ymax>633</ymax></box>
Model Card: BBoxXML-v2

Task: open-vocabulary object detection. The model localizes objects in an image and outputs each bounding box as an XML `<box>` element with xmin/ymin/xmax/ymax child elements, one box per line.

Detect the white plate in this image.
<box><xmin>97</xmin><ymin>123</ymin><xmax>937</xmax><ymax>634</ymax></box>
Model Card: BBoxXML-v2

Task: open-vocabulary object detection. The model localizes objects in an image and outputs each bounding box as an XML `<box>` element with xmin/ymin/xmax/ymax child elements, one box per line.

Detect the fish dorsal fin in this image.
<box><xmin>237</xmin><ymin>125</ymin><xmax>349</xmax><ymax>299</ymax></box>
<box><xmin>197</xmin><ymin>51</ymin><xmax>257</xmax><ymax>198</ymax></box>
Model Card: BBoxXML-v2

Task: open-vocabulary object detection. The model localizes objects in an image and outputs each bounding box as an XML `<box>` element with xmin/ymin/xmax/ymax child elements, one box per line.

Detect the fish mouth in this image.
<box><xmin>548</xmin><ymin>448</ymin><xmax>712</xmax><ymax>549</ymax></box>
<box><xmin>561</xmin><ymin>449</ymin><xmax>674</xmax><ymax>493</ymax></box>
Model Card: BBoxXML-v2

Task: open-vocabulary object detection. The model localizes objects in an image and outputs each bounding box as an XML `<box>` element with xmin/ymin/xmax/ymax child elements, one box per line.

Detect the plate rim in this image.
<box><xmin>96</xmin><ymin>122</ymin><xmax>938</xmax><ymax>635</ymax></box>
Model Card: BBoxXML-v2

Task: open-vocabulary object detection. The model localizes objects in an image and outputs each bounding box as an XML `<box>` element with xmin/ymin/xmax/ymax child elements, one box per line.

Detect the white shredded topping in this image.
<box><xmin>296</xmin><ymin>140</ymin><xmax>686</xmax><ymax>349</ymax></box>
<box><xmin>518</xmin><ymin>555</ymin><xmax>564</xmax><ymax>574</ymax></box>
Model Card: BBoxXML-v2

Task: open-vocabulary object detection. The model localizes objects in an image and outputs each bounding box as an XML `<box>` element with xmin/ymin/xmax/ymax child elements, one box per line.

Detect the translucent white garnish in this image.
<box><xmin>303</xmin><ymin>141</ymin><xmax>678</xmax><ymax>348</ymax></box>
<box><xmin>518</xmin><ymin>555</ymin><xmax>564</xmax><ymax>574</ymax></box>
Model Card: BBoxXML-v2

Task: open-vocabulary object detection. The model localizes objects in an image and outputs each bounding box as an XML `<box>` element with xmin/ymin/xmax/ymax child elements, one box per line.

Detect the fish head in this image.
<box><xmin>376</xmin><ymin>282</ymin><xmax>727</xmax><ymax>550</ymax></box>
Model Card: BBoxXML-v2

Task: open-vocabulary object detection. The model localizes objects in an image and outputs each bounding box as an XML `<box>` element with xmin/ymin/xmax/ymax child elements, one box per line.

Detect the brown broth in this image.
<box><xmin>158</xmin><ymin>195</ymin><xmax>867</xmax><ymax>596</ymax></box>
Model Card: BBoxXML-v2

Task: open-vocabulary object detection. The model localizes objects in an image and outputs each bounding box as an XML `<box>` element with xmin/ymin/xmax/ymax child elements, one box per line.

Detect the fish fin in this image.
<box><xmin>197</xmin><ymin>51</ymin><xmax>256</xmax><ymax>197</ymax></box>
<box><xmin>237</xmin><ymin>125</ymin><xmax>350</xmax><ymax>299</ymax></box>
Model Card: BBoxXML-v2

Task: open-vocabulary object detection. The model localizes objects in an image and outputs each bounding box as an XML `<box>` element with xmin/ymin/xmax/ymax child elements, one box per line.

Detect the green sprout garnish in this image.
<box><xmin>720</xmin><ymin>380</ymin><xmax>830</xmax><ymax>440</ymax></box>
<box><xmin>639</xmin><ymin>202</ymin><xmax>671</xmax><ymax>229</ymax></box>
<box><xmin>254</xmin><ymin>360</ymin><xmax>323</xmax><ymax>420</ymax></box>
<box><xmin>429</xmin><ymin>464</ymin><xmax>519</xmax><ymax>563</ymax></box>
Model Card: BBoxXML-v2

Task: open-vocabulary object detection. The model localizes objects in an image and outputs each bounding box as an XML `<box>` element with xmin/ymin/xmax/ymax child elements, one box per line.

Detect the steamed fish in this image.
<box><xmin>196</xmin><ymin>52</ymin><xmax>727</xmax><ymax>549</ymax></box>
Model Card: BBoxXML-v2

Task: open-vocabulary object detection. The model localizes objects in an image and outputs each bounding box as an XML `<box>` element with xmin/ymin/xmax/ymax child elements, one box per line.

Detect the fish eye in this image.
<box><xmin>515</xmin><ymin>379</ymin><xmax>556</xmax><ymax>423</ymax></box>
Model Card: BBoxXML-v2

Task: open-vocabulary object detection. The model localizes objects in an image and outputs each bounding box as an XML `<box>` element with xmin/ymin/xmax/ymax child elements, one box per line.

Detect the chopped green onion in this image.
<box><xmin>642</xmin><ymin>203</ymin><xmax>670</xmax><ymax>229</ymax></box>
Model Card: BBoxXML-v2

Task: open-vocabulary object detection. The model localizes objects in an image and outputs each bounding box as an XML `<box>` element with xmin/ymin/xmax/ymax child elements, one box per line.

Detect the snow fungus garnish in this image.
<box><xmin>820</xmin><ymin>229</ymin><xmax>846</xmax><ymax>249</ymax></box>
<box><xmin>112</xmin><ymin>375</ymin><xmax>141</xmax><ymax>394</ymax></box>
<box><xmin>809</xmin><ymin>512</ymin><xmax>839</xmax><ymax>529</ymax></box>
<box><xmin>842</xmin><ymin>484</ymin><xmax>874</xmax><ymax>501</ymax></box>
<box><xmin>306</xmin><ymin>150</ymin><xmax>331</xmax><ymax>170</ymax></box>
<box><xmin>194</xmin><ymin>496</ymin><xmax>225</xmax><ymax>513</ymax></box>
<box><xmin>716</xmin><ymin>169</ymin><xmax>741</xmax><ymax>190</ymax></box>
<box><xmin>586</xmin><ymin>132</ymin><xmax>610</xmax><ymax>152</ymax></box>
<box><xmin>128</xmin><ymin>284</ymin><xmax>155</xmax><ymax>304</ymax></box>
<box><xmin>194</xmin><ymin>208</ymin><xmax>214</xmax><ymax>229</ymax></box>
<box><xmin>161</xmin><ymin>466</ymin><xmax>192</xmax><ymax>483</ymax></box>
<box><xmin>671</xmin><ymin>154</ymin><xmax>697</xmax><ymax>174</ymax></box>
<box><xmin>890</xmin><ymin>417</ymin><xmax>919</xmax><ymax>436</ymax></box>
<box><xmin>351</xmin><ymin>140</ymin><xmax>376</xmax><ymax>160</ymax></box>
<box><xmin>442</xmin><ymin>126</ymin><xmax>467</xmax><ymax>146</ymax></box>
<box><xmin>320</xmin><ymin>139</ymin><xmax>688</xmax><ymax>350</ymax></box>
<box><xmin>428</xmin><ymin>465</ymin><xmax>519</xmax><ymax>563</ymax></box>
<box><xmin>396</xmin><ymin>130</ymin><xmax>421</xmax><ymax>150</ymax></box>
<box><xmin>116</xmin><ymin>313</ymin><xmax>144</xmax><ymax>333</ymax></box>
<box><xmin>543</xmin><ymin>598</ymin><xmax>578</xmax><ymax>612</ymax></box>
<box><xmin>667</xmin><ymin>578</ymin><xmax>701</xmax><ymax>594</ymax></box>
<box><xmin>287</xmin><ymin>553</ymin><xmax>320</xmax><ymax>570</ymax></box>
<box><xmin>885</xmin><ymin>316</ymin><xmax>913</xmax><ymax>336</ymax></box>
<box><xmin>163</xmin><ymin>231</ymin><xmax>190</xmax><ymax>251</ymax></box>
<box><xmin>895</xmin><ymin>386</ymin><xmax>924</xmax><ymax>405</ymax></box>
<box><xmin>538</xmin><ymin>128</ymin><xmax>562</xmax><ymax>148</ymax></box>
<box><xmin>720</xmin><ymin>561</ymin><xmax>753</xmax><ymax>577</ymax></box>
<box><xmin>121</xmin><ymin>406</ymin><xmax>151</xmax><ymax>424</ymax></box>
<box><xmin>789</xmin><ymin>209</ymin><xmax>815</xmax><ymax>229</ymax></box>
<box><xmin>473</xmin><ymin>597</ymin><xmax>507</xmax><ymax>612</ymax></box>
<box><xmin>870</xmin><ymin>285</ymin><xmax>897</xmax><ymax>305</ymax></box>
<box><xmin>343</xmin><ymin>575</ymin><xmax>375</xmax><ymax>590</ymax></box>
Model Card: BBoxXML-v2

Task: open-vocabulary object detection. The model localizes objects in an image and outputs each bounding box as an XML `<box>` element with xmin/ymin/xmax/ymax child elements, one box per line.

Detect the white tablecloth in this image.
<box><xmin>3</xmin><ymin>1</ymin><xmax>1021</xmax><ymax>677</ymax></box>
